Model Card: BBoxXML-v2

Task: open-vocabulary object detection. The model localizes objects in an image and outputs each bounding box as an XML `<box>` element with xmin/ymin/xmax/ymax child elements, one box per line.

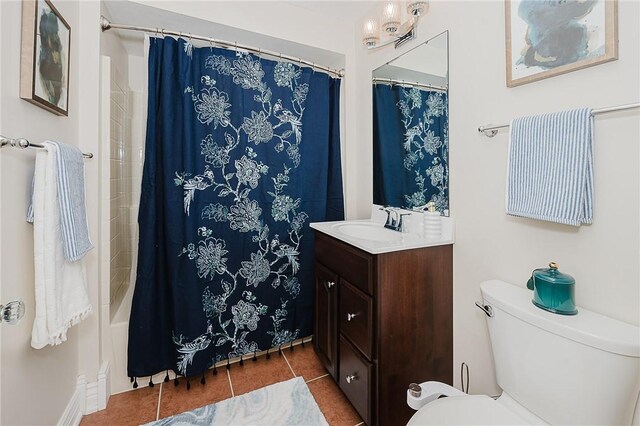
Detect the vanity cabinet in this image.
<box><xmin>313</xmin><ymin>231</ymin><xmax>453</xmax><ymax>426</ymax></box>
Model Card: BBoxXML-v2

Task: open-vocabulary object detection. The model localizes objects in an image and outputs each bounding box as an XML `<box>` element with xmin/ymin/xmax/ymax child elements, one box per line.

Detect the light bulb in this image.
<box><xmin>381</xmin><ymin>2</ymin><xmax>401</xmax><ymax>34</ymax></box>
<box><xmin>362</xmin><ymin>18</ymin><xmax>379</xmax><ymax>47</ymax></box>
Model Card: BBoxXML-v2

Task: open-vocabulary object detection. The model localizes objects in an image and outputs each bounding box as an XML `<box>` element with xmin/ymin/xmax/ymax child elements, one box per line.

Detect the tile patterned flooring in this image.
<box><xmin>81</xmin><ymin>344</ymin><xmax>363</xmax><ymax>426</ymax></box>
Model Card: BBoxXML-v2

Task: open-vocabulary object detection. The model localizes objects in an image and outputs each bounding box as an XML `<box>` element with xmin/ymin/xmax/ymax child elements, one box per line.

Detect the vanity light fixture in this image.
<box><xmin>362</xmin><ymin>1</ymin><xmax>429</xmax><ymax>50</ymax></box>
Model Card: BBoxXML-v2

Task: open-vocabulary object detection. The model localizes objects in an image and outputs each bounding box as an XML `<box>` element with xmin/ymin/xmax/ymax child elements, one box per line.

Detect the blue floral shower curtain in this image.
<box><xmin>128</xmin><ymin>37</ymin><xmax>344</xmax><ymax>381</ymax></box>
<box><xmin>372</xmin><ymin>84</ymin><xmax>449</xmax><ymax>211</ymax></box>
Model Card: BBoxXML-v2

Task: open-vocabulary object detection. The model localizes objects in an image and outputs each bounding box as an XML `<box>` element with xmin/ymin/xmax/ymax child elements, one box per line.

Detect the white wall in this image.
<box><xmin>0</xmin><ymin>0</ymin><xmax>4</xmax><ymax>416</ymax></box>
<box><xmin>1</xmin><ymin>0</ymin><xmax>102</xmax><ymax>422</ymax></box>
<box><xmin>354</xmin><ymin>0</ymin><xmax>640</xmax><ymax>395</ymax></box>
<box><xmin>75</xmin><ymin>0</ymin><xmax>103</xmax><ymax>399</ymax></box>
<box><xmin>1</xmin><ymin>1</ymin><xmax>81</xmax><ymax>423</ymax></box>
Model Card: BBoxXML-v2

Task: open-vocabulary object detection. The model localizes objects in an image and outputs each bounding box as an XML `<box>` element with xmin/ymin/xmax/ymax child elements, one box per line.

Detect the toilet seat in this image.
<box><xmin>407</xmin><ymin>395</ymin><xmax>531</xmax><ymax>425</ymax></box>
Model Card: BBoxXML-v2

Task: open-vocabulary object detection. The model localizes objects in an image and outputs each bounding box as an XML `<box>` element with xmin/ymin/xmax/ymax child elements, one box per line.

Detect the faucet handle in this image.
<box><xmin>398</xmin><ymin>212</ymin><xmax>412</xmax><ymax>232</ymax></box>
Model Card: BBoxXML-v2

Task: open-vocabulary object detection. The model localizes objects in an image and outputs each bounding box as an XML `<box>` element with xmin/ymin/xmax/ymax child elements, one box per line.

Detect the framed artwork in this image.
<box><xmin>505</xmin><ymin>0</ymin><xmax>617</xmax><ymax>88</ymax></box>
<box><xmin>20</xmin><ymin>0</ymin><xmax>70</xmax><ymax>116</ymax></box>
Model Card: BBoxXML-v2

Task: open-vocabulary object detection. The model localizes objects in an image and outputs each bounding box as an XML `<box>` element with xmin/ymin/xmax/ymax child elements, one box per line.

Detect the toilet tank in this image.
<box><xmin>480</xmin><ymin>280</ymin><xmax>640</xmax><ymax>426</ymax></box>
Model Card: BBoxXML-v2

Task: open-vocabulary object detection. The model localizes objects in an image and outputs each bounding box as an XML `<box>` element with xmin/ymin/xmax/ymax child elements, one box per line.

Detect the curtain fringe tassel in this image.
<box><xmin>130</xmin><ymin>338</ymin><xmax>315</xmax><ymax>390</ymax></box>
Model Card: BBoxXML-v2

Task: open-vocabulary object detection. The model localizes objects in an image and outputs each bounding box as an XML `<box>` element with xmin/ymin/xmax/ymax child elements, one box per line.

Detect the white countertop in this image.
<box><xmin>310</xmin><ymin>207</ymin><xmax>454</xmax><ymax>254</ymax></box>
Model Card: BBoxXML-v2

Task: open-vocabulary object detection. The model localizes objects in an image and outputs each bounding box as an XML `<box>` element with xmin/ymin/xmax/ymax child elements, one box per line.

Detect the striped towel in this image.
<box><xmin>28</xmin><ymin>141</ymin><xmax>93</xmax><ymax>261</ymax></box>
<box><xmin>506</xmin><ymin>108</ymin><xmax>593</xmax><ymax>226</ymax></box>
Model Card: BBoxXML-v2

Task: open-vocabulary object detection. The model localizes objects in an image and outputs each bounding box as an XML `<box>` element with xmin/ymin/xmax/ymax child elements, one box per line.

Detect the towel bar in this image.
<box><xmin>478</xmin><ymin>102</ymin><xmax>640</xmax><ymax>138</ymax></box>
<box><xmin>0</xmin><ymin>135</ymin><xmax>93</xmax><ymax>159</ymax></box>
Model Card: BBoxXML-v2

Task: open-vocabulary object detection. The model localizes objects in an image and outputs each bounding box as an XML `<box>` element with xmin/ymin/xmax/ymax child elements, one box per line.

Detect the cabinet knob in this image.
<box><xmin>326</xmin><ymin>281</ymin><xmax>335</xmax><ymax>289</ymax></box>
<box><xmin>346</xmin><ymin>312</ymin><xmax>357</xmax><ymax>322</ymax></box>
<box><xmin>345</xmin><ymin>373</ymin><xmax>358</xmax><ymax>384</ymax></box>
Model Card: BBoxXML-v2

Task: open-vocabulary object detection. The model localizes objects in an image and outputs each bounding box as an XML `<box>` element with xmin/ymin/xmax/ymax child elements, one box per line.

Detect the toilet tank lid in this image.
<box><xmin>480</xmin><ymin>280</ymin><xmax>640</xmax><ymax>357</ymax></box>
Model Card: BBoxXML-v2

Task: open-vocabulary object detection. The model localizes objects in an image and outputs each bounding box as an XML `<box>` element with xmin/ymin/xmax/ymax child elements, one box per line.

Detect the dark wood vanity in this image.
<box><xmin>313</xmin><ymin>231</ymin><xmax>453</xmax><ymax>426</ymax></box>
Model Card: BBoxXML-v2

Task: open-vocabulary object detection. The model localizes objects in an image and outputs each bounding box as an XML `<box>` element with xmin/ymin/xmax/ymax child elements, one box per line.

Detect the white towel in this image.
<box><xmin>31</xmin><ymin>143</ymin><xmax>92</xmax><ymax>349</ymax></box>
<box><xmin>506</xmin><ymin>108</ymin><xmax>594</xmax><ymax>226</ymax></box>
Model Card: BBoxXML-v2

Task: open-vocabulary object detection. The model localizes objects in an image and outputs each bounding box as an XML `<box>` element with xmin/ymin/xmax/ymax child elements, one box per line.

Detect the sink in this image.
<box><xmin>333</xmin><ymin>222</ymin><xmax>403</xmax><ymax>242</ymax></box>
<box><xmin>311</xmin><ymin>209</ymin><xmax>454</xmax><ymax>254</ymax></box>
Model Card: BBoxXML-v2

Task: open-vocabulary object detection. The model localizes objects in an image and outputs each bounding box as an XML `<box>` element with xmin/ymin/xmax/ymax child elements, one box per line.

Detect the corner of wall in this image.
<box><xmin>85</xmin><ymin>361</ymin><xmax>110</xmax><ymax>414</ymax></box>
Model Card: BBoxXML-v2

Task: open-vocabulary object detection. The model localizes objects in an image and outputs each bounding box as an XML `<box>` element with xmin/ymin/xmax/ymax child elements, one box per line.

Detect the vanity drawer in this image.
<box><xmin>339</xmin><ymin>335</ymin><xmax>372</xmax><ymax>426</ymax></box>
<box><xmin>314</xmin><ymin>232</ymin><xmax>373</xmax><ymax>295</ymax></box>
<box><xmin>339</xmin><ymin>280</ymin><xmax>373</xmax><ymax>360</ymax></box>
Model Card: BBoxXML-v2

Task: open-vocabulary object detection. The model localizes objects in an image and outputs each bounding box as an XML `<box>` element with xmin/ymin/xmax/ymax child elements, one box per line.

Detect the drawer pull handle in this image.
<box><xmin>345</xmin><ymin>373</ymin><xmax>358</xmax><ymax>384</ymax></box>
<box><xmin>326</xmin><ymin>281</ymin><xmax>335</xmax><ymax>289</ymax></box>
<box><xmin>346</xmin><ymin>313</ymin><xmax>358</xmax><ymax>321</ymax></box>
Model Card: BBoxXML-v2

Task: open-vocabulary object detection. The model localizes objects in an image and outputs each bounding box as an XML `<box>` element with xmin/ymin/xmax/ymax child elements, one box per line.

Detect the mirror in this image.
<box><xmin>372</xmin><ymin>31</ymin><xmax>449</xmax><ymax>215</ymax></box>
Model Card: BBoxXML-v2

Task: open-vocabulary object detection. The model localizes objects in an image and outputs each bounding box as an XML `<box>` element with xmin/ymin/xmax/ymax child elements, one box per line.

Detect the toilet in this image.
<box><xmin>407</xmin><ymin>280</ymin><xmax>640</xmax><ymax>425</ymax></box>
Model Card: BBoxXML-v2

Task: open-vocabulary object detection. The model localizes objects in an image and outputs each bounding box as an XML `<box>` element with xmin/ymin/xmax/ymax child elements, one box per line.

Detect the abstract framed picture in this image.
<box><xmin>505</xmin><ymin>0</ymin><xmax>618</xmax><ymax>88</ymax></box>
<box><xmin>20</xmin><ymin>0</ymin><xmax>70</xmax><ymax>116</ymax></box>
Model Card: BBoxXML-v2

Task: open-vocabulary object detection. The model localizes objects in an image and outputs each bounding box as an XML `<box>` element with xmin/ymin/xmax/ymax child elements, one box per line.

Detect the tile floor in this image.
<box><xmin>81</xmin><ymin>344</ymin><xmax>363</xmax><ymax>426</ymax></box>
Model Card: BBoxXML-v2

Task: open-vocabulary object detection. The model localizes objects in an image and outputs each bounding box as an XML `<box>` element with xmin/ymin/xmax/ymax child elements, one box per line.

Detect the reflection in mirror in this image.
<box><xmin>372</xmin><ymin>31</ymin><xmax>449</xmax><ymax>215</ymax></box>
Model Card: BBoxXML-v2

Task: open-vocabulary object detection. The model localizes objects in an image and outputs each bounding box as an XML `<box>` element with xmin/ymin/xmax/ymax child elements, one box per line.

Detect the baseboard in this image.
<box><xmin>98</xmin><ymin>361</ymin><xmax>110</xmax><ymax>410</ymax></box>
<box><xmin>57</xmin><ymin>376</ymin><xmax>85</xmax><ymax>426</ymax></box>
<box><xmin>85</xmin><ymin>361</ymin><xmax>111</xmax><ymax>414</ymax></box>
<box><xmin>86</xmin><ymin>382</ymin><xmax>98</xmax><ymax>414</ymax></box>
<box><xmin>60</xmin><ymin>361</ymin><xmax>111</xmax><ymax>425</ymax></box>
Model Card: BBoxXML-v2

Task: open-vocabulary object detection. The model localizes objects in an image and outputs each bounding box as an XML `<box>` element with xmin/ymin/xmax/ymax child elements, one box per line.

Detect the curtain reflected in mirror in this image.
<box><xmin>372</xmin><ymin>31</ymin><xmax>449</xmax><ymax>214</ymax></box>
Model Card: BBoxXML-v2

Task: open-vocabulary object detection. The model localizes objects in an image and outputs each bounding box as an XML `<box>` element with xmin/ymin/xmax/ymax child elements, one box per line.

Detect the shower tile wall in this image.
<box><xmin>109</xmin><ymin>64</ymin><xmax>132</xmax><ymax>314</ymax></box>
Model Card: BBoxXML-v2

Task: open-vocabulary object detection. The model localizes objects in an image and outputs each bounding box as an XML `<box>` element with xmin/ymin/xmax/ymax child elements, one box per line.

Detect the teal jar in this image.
<box><xmin>526</xmin><ymin>262</ymin><xmax>577</xmax><ymax>315</ymax></box>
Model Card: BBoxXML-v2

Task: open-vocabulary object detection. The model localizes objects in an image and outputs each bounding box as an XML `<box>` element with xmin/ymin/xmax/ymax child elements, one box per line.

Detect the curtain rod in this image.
<box><xmin>100</xmin><ymin>17</ymin><xmax>345</xmax><ymax>79</ymax></box>
<box><xmin>372</xmin><ymin>77</ymin><xmax>447</xmax><ymax>92</ymax></box>
<box><xmin>0</xmin><ymin>135</ymin><xmax>93</xmax><ymax>158</ymax></box>
<box><xmin>478</xmin><ymin>102</ymin><xmax>640</xmax><ymax>137</ymax></box>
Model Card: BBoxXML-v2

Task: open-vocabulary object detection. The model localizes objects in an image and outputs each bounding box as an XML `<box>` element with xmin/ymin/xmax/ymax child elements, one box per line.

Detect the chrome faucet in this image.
<box><xmin>380</xmin><ymin>207</ymin><xmax>411</xmax><ymax>233</ymax></box>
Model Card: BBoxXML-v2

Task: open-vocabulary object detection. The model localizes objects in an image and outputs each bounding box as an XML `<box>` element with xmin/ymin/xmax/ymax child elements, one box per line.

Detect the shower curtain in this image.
<box><xmin>373</xmin><ymin>84</ymin><xmax>449</xmax><ymax>211</ymax></box>
<box><xmin>128</xmin><ymin>37</ymin><xmax>344</xmax><ymax>382</ymax></box>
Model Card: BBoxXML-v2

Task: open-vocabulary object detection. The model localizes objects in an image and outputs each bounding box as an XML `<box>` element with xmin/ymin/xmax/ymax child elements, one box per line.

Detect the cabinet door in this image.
<box><xmin>339</xmin><ymin>335</ymin><xmax>372</xmax><ymax>426</ymax></box>
<box><xmin>314</xmin><ymin>262</ymin><xmax>338</xmax><ymax>379</ymax></box>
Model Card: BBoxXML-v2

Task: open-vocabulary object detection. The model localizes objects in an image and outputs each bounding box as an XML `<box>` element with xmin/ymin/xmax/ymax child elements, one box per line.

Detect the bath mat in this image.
<box><xmin>146</xmin><ymin>377</ymin><xmax>328</xmax><ymax>426</ymax></box>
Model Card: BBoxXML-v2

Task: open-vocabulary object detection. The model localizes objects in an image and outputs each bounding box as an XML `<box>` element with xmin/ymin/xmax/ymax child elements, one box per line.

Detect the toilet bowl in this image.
<box><xmin>407</xmin><ymin>280</ymin><xmax>640</xmax><ymax>425</ymax></box>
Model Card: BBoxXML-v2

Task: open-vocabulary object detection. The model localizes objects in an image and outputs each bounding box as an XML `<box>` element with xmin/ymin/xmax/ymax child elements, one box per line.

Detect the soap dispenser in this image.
<box><xmin>423</xmin><ymin>201</ymin><xmax>441</xmax><ymax>240</ymax></box>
